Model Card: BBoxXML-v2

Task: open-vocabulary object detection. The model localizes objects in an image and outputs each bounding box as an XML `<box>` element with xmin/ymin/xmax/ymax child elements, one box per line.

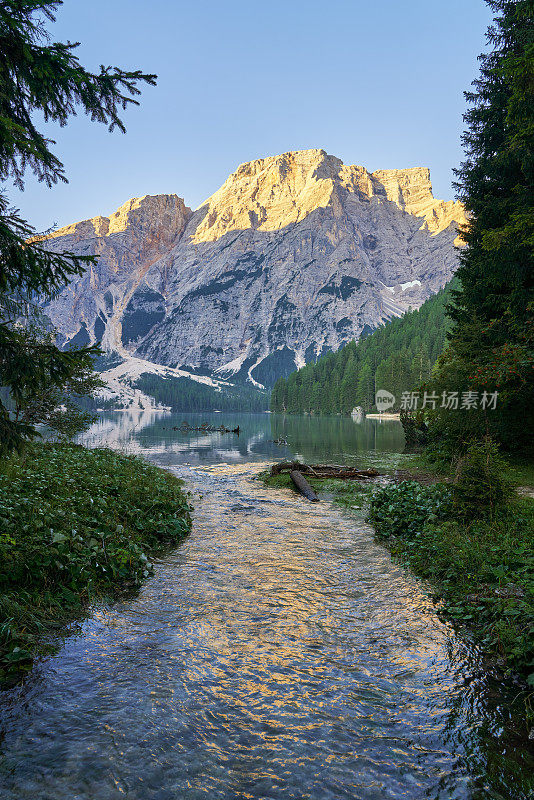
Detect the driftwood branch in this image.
<box><xmin>168</xmin><ymin>423</ymin><xmax>240</xmax><ymax>434</ymax></box>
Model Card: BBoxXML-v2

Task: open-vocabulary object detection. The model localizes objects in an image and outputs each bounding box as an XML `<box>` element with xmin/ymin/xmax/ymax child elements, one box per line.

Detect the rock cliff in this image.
<box><xmin>42</xmin><ymin>149</ymin><xmax>467</xmax><ymax>387</ymax></box>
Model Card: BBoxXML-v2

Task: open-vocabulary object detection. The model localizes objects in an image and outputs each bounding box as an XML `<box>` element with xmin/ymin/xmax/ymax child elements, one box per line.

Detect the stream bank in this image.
<box><xmin>0</xmin><ymin>442</ymin><xmax>192</xmax><ymax>684</ymax></box>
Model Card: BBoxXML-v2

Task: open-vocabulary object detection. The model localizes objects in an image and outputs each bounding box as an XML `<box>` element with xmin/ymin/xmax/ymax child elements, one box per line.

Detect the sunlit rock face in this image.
<box><xmin>42</xmin><ymin>194</ymin><xmax>192</xmax><ymax>353</ymax></box>
<box><xmin>42</xmin><ymin>149</ymin><xmax>467</xmax><ymax>386</ymax></box>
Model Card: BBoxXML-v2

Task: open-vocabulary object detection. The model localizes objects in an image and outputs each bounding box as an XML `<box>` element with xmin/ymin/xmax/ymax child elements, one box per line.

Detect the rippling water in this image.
<box><xmin>0</xmin><ymin>413</ymin><xmax>532</xmax><ymax>799</ymax></box>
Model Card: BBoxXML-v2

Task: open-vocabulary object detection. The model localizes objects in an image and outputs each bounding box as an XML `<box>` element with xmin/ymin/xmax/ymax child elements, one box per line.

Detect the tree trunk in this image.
<box><xmin>290</xmin><ymin>470</ymin><xmax>319</xmax><ymax>502</ymax></box>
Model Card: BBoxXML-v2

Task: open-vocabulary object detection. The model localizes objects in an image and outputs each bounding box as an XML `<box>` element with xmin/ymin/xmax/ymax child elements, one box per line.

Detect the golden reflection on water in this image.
<box><xmin>0</xmin><ymin>418</ymin><xmax>532</xmax><ymax>799</ymax></box>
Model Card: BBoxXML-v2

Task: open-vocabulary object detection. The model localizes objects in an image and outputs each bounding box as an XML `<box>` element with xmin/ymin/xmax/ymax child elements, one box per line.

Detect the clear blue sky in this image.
<box><xmin>10</xmin><ymin>0</ymin><xmax>493</xmax><ymax>231</ymax></box>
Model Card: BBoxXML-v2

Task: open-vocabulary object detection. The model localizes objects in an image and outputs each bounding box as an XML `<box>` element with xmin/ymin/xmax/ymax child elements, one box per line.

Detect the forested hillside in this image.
<box><xmin>271</xmin><ymin>281</ymin><xmax>457</xmax><ymax>414</ymax></box>
<box><xmin>135</xmin><ymin>374</ymin><xmax>269</xmax><ymax>412</ymax></box>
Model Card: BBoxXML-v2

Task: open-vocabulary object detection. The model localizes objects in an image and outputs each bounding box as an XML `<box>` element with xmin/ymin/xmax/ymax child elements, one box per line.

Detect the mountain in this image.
<box><xmin>271</xmin><ymin>280</ymin><xmax>457</xmax><ymax>415</ymax></box>
<box><xmin>41</xmin><ymin>149</ymin><xmax>467</xmax><ymax>389</ymax></box>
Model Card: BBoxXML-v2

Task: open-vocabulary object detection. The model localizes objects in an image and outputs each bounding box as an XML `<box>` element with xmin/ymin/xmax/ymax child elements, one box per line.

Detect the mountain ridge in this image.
<box><xmin>41</xmin><ymin>148</ymin><xmax>468</xmax><ymax>389</ymax></box>
<box><xmin>189</xmin><ymin>149</ymin><xmax>465</xmax><ymax>243</ymax></box>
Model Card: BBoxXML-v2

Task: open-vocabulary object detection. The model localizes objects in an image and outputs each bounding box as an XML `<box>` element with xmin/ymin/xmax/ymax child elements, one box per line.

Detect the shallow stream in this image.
<box><xmin>0</xmin><ymin>412</ymin><xmax>532</xmax><ymax>799</ymax></box>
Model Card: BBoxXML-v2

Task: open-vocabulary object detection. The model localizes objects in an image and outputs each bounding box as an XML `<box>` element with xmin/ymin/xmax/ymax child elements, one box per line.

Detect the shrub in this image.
<box><xmin>368</xmin><ymin>481</ymin><xmax>452</xmax><ymax>539</ymax></box>
<box><xmin>368</xmin><ymin>476</ymin><xmax>534</xmax><ymax>682</ymax></box>
<box><xmin>400</xmin><ymin>409</ymin><xmax>428</xmax><ymax>448</ymax></box>
<box><xmin>452</xmin><ymin>437</ymin><xmax>511</xmax><ymax>519</ymax></box>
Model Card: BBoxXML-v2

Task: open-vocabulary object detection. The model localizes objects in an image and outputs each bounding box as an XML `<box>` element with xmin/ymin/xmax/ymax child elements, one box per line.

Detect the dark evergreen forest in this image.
<box><xmin>135</xmin><ymin>374</ymin><xmax>269</xmax><ymax>412</ymax></box>
<box><xmin>271</xmin><ymin>281</ymin><xmax>457</xmax><ymax>414</ymax></box>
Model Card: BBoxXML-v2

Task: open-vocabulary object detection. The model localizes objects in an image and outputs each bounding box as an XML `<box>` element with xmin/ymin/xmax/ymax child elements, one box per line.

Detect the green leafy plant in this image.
<box><xmin>369</xmin><ymin>481</ymin><xmax>452</xmax><ymax>539</ymax></box>
<box><xmin>0</xmin><ymin>443</ymin><xmax>192</xmax><ymax>681</ymax></box>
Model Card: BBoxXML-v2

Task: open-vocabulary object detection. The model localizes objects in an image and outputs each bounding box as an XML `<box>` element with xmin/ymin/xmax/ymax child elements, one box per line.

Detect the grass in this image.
<box><xmin>0</xmin><ymin>442</ymin><xmax>192</xmax><ymax>683</ymax></box>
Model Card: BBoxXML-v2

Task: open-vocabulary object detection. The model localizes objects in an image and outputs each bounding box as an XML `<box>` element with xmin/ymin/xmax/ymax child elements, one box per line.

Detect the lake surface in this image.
<box><xmin>0</xmin><ymin>412</ymin><xmax>532</xmax><ymax>799</ymax></box>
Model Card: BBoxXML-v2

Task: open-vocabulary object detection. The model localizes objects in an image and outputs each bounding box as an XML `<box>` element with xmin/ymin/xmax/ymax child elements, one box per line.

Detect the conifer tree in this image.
<box><xmin>412</xmin><ymin>350</ymin><xmax>431</xmax><ymax>385</ymax></box>
<box><xmin>340</xmin><ymin>356</ymin><xmax>358</xmax><ymax>412</ymax></box>
<box><xmin>355</xmin><ymin>362</ymin><xmax>374</xmax><ymax>411</ymax></box>
<box><xmin>0</xmin><ymin>1</ymin><xmax>156</xmax><ymax>450</ymax></box>
<box><xmin>430</xmin><ymin>0</ymin><xmax>533</xmax><ymax>451</ymax></box>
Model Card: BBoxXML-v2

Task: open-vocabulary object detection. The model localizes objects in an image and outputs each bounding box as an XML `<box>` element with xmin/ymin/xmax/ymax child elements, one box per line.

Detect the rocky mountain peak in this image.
<box><xmin>191</xmin><ymin>149</ymin><xmax>339</xmax><ymax>243</ymax></box>
<box><xmin>190</xmin><ymin>149</ymin><xmax>466</xmax><ymax>244</ymax></box>
<box><xmin>370</xmin><ymin>167</ymin><xmax>465</xmax><ymax>238</ymax></box>
<box><xmin>41</xmin><ymin>193</ymin><xmax>192</xmax><ymax>355</ymax></box>
<box><xmin>46</xmin><ymin>193</ymin><xmax>192</xmax><ymax>244</ymax></box>
<box><xmin>41</xmin><ymin>149</ymin><xmax>468</xmax><ymax>390</ymax></box>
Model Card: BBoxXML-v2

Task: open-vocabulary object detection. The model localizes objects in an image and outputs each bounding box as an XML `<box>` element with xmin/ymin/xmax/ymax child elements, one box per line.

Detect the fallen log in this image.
<box><xmin>270</xmin><ymin>461</ymin><xmax>379</xmax><ymax>480</ymax></box>
<box><xmin>290</xmin><ymin>470</ymin><xmax>319</xmax><ymax>502</ymax></box>
<box><xmin>271</xmin><ymin>461</ymin><xmax>307</xmax><ymax>476</ymax></box>
<box><xmin>309</xmin><ymin>464</ymin><xmax>378</xmax><ymax>477</ymax></box>
<box><xmin>319</xmin><ymin>469</ymin><xmax>378</xmax><ymax>479</ymax></box>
